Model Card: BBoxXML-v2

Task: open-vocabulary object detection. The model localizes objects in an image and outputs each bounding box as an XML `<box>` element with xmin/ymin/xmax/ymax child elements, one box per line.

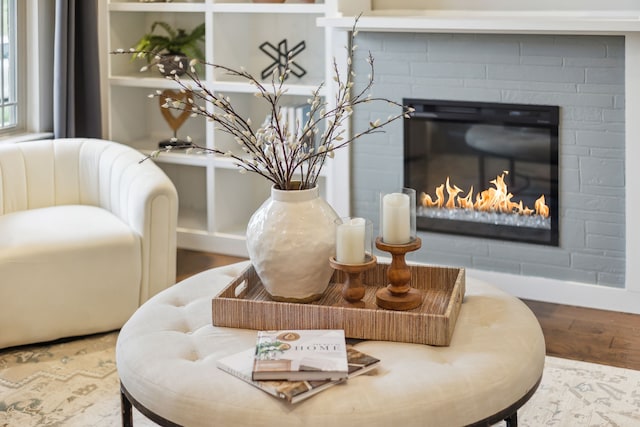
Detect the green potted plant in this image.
<box><xmin>132</xmin><ymin>21</ymin><xmax>205</xmax><ymax>76</ymax></box>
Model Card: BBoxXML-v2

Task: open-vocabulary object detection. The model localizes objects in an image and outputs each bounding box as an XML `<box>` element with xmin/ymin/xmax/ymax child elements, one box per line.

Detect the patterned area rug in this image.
<box><xmin>1</xmin><ymin>332</ymin><xmax>639</xmax><ymax>426</ymax></box>
<box><xmin>519</xmin><ymin>357</ymin><xmax>640</xmax><ymax>426</ymax></box>
<box><xmin>0</xmin><ymin>332</ymin><xmax>151</xmax><ymax>427</ymax></box>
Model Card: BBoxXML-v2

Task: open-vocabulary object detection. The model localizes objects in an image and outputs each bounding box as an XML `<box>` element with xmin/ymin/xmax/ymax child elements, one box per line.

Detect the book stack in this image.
<box><xmin>271</xmin><ymin>103</ymin><xmax>316</xmax><ymax>151</ymax></box>
<box><xmin>217</xmin><ymin>329</ymin><xmax>380</xmax><ymax>404</ymax></box>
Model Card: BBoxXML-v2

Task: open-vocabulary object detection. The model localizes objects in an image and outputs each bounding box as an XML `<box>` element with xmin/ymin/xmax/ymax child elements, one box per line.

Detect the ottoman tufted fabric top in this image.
<box><xmin>116</xmin><ymin>261</ymin><xmax>545</xmax><ymax>427</ymax></box>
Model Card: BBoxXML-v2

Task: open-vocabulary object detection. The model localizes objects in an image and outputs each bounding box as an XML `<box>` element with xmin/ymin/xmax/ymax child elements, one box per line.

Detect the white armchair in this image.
<box><xmin>0</xmin><ymin>138</ymin><xmax>178</xmax><ymax>349</ymax></box>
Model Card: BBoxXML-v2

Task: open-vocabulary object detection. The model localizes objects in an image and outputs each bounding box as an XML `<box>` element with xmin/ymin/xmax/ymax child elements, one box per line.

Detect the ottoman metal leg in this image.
<box><xmin>505</xmin><ymin>411</ymin><xmax>518</xmax><ymax>426</ymax></box>
<box><xmin>120</xmin><ymin>381</ymin><xmax>183</xmax><ymax>427</ymax></box>
<box><xmin>121</xmin><ymin>382</ymin><xmax>133</xmax><ymax>427</ymax></box>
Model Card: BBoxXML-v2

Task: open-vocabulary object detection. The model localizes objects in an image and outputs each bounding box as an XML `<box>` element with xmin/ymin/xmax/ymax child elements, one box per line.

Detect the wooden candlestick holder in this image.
<box><xmin>375</xmin><ymin>236</ymin><xmax>423</xmax><ymax>311</ymax></box>
<box><xmin>329</xmin><ymin>255</ymin><xmax>377</xmax><ymax>307</ymax></box>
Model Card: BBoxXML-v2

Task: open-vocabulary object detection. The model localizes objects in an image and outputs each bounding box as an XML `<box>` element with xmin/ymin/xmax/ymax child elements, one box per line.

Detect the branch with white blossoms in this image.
<box><xmin>111</xmin><ymin>16</ymin><xmax>414</xmax><ymax>191</ymax></box>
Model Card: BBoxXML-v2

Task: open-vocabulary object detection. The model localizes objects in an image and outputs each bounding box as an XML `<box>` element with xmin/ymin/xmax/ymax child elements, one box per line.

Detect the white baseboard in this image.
<box><xmin>468</xmin><ymin>268</ymin><xmax>640</xmax><ymax>315</ymax></box>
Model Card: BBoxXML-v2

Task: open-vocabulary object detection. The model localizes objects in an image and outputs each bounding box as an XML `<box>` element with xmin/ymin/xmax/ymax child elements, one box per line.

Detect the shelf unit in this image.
<box><xmin>103</xmin><ymin>0</ymin><xmax>350</xmax><ymax>257</ymax></box>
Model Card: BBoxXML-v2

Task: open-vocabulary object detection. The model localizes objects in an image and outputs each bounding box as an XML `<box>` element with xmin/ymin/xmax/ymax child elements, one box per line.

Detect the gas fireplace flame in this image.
<box><xmin>420</xmin><ymin>171</ymin><xmax>550</xmax><ymax>218</ymax></box>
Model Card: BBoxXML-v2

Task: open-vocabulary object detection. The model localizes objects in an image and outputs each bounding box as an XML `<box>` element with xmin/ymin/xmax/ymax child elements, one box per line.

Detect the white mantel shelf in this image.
<box><xmin>319</xmin><ymin>10</ymin><xmax>640</xmax><ymax>34</ymax></box>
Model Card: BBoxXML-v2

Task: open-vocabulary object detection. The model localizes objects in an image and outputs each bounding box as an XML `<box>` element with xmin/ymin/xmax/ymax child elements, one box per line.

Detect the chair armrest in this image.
<box><xmin>90</xmin><ymin>140</ymin><xmax>178</xmax><ymax>302</ymax></box>
<box><xmin>125</xmin><ymin>162</ymin><xmax>178</xmax><ymax>302</ymax></box>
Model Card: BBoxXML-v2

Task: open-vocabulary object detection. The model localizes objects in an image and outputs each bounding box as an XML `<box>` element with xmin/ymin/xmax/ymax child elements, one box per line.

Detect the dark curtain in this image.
<box><xmin>53</xmin><ymin>0</ymin><xmax>102</xmax><ymax>138</ymax></box>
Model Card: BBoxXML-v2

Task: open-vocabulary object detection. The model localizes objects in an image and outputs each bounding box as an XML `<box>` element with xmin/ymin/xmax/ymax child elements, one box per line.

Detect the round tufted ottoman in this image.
<box><xmin>116</xmin><ymin>261</ymin><xmax>545</xmax><ymax>427</ymax></box>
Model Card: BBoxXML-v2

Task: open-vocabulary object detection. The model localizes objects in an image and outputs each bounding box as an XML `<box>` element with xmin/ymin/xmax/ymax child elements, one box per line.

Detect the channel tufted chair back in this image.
<box><xmin>0</xmin><ymin>138</ymin><xmax>178</xmax><ymax>348</ymax></box>
<box><xmin>2</xmin><ymin>138</ymin><xmax>150</xmax><ymax>217</ymax></box>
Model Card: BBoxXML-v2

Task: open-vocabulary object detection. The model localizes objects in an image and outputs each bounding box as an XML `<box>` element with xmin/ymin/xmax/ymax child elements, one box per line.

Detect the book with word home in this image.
<box><xmin>217</xmin><ymin>345</ymin><xmax>380</xmax><ymax>404</ymax></box>
<box><xmin>251</xmin><ymin>329</ymin><xmax>349</xmax><ymax>381</ymax></box>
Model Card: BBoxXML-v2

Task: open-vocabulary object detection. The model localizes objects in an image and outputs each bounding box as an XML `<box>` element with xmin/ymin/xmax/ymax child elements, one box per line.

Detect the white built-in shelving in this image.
<box><xmin>103</xmin><ymin>0</ymin><xmax>350</xmax><ymax>256</ymax></box>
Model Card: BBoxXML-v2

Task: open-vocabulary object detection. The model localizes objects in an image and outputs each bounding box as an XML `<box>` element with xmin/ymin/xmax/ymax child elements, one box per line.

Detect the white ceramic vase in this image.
<box><xmin>246</xmin><ymin>185</ymin><xmax>338</xmax><ymax>303</ymax></box>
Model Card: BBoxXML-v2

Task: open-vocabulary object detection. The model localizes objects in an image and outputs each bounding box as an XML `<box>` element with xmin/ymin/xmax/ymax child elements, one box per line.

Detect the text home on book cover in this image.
<box><xmin>252</xmin><ymin>329</ymin><xmax>349</xmax><ymax>381</ymax></box>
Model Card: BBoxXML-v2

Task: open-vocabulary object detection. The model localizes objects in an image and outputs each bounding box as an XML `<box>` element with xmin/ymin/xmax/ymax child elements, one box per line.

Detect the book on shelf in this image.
<box><xmin>217</xmin><ymin>346</ymin><xmax>381</xmax><ymax>404</ymax></box>
<box><xmin>272</xmin><ymin>103</ymin><xmax>316</xmax><ymax>151</ymax></box>
<box><xmin>251</xmin><ymin>329</ymin><xmax>349</xmax><ymax>381</ymax></box>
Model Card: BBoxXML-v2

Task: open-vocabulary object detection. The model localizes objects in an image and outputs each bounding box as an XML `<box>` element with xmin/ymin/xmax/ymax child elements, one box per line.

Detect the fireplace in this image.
<box><xmin>404</xmin><ymin>99</ymin><xmax>559</xmax><ymax>246</ymax></box>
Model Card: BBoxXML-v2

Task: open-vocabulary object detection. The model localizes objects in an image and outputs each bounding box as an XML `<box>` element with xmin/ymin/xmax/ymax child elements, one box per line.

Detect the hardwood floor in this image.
<box><xmin>176</xmin><ymin>249</ymin><xmax>247</xmax><ymax>283</ymax></box>
<box><xmin>522</xmin><ymin>299</ymin><xmax>640</xmax><ymax>371</ymax></box>
<box><xmin>177</xmin><ymin>249</ymin><xmax>640</xmax><ymax>371</ymax></box>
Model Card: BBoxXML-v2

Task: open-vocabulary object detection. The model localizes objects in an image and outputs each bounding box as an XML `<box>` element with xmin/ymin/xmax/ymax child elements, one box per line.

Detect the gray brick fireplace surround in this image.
<box><xmin>349</xmin><ymin>32</ymin><xmax>626</xmax><ymax>288</ymax></box>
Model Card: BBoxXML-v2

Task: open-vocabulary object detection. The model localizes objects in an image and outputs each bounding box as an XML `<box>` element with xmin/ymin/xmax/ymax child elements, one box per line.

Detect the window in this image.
<box><xmin>0</xmin><ymin>0</ymin><xmax>16</xmax><ymax>131</ymax></box>
<box><xmin>0</xmin><ymin>0</ymin><xmax>53</xmax><ymax>141</ymax></box>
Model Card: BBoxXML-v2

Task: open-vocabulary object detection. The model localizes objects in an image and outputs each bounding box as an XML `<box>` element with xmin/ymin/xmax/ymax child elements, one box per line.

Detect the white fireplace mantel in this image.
<box><xmin>319</xmin><ymin>8</ymin><xmax>640</xmax><ymax>314</ymax></box>
<box><xmin>319</xmin><ymin>10</ymin><xmax>640</xmax><ymax>35</ymax></box>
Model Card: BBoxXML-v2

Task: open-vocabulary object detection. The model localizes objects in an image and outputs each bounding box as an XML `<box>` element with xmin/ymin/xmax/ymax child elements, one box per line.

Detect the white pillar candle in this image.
<box><xmin>336</xmin><ymin>217</ymin><xmax>366</xmax><ymax>264</ymax></box>
<box><xmin>382</xmin><ymin>193</ymin><xmax>411</xmax><ymax>244</ymax></box>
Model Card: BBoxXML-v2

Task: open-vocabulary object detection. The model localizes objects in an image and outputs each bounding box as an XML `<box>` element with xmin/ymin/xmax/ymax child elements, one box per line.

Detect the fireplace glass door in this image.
<box><xmin>404</xmin><ymin>99</ymin><xmax>559</xmax><ymax>246</ymax></box>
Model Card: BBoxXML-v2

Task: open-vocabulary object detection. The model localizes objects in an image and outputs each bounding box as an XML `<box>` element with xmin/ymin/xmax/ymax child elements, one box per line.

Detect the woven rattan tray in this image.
<box><xmin>211</xmin><ymin>262</ymin><xmax>465</xmax><ymax>346</ymax></box>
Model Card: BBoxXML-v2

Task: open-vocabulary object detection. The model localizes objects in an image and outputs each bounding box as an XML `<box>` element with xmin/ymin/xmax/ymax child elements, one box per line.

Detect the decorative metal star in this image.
<box><xmin>259</xmin><ymin>39</ymin><xmax>306</xmax><ymax>81</ymax></box>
